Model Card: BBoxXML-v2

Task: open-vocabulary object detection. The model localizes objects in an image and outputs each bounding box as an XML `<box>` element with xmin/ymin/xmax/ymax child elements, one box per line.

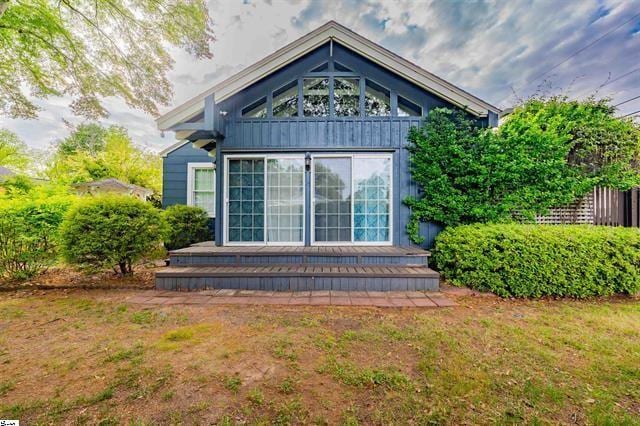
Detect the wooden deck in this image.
<box><xmin>157</xmin><ymin>243</ymin><xmax>439</xmax><ymax>292</ymax></box>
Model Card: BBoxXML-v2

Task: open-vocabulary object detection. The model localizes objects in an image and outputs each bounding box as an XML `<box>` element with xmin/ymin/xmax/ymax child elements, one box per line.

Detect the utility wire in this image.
<box><xmin>601</xmin><ymin>66</ymin><xmax>640</xmax><ymax>87</ymax></box>
<box><xmin>614</xmin><ymin>95</ymin><xmax>640</xmax><ymax>107</ymax></box>
<box><xmin>522</xmin><ymin>11</ymin><xmax>640</xmax><ymax>88</ymax></box>
<box><xmin>620</xmin><ymin>109</ymin><xmax>640</xmax><ymax>118</ymax></box>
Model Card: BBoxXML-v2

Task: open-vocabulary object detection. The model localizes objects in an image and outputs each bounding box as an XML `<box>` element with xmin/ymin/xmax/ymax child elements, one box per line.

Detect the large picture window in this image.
<box><xmin>312</xmin><ymin>154</ymin><xmax>392</xmax><ymax>245</ymax></box>
<box><xmin>226</xmin><ymin>155</ymin><xmax>305</xmax><ymax>245</ymax></box>
<box><xmin>187</xmin><ymin>163</ymin><xmax>216</xmax><ymax>217</ymax></box>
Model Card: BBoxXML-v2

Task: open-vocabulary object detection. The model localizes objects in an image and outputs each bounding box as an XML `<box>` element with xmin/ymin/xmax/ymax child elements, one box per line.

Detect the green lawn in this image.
<box><xmin>0</xmin><ymin>290</ymin><xmax>638</xmax><ymax>424</ymax></box>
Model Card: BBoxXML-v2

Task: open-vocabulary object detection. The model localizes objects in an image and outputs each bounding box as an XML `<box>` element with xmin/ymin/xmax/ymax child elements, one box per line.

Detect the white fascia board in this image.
<box><xmin>156</xmin><ymin>21</ymin><xmax>499</xmax><ymax>130</ymax></box>
<box><xmin>159</xmin><ymin>140</ymin><xmax>190</xmax><ymax>157</ymax></box>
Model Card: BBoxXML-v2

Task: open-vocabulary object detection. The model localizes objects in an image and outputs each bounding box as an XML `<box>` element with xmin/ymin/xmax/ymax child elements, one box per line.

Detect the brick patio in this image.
<box><xmin>127</xmin><ymin>289</ymin><xmax>457</xmax><ymax>308</ymax></box>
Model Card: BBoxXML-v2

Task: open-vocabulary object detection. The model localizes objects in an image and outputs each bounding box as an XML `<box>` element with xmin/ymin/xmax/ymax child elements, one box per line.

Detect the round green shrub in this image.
<box><xmin>0</xmin><ymin>199</ymin><xmax>72</xmax><ymax>281</ymax></box>
<box><xmin>162</xmin><ymin>204</ymin><xmax>211</xmax><ymax>250</ymax></box>
<box><xmin>433</xmin><ymin>224</ymin><xmax>640</xmax><ymax>298</ymax></box>
<box><xmin>60</xmin><ymin>195</ymin><xmax>166</xmax><ymax>275</ymax></box>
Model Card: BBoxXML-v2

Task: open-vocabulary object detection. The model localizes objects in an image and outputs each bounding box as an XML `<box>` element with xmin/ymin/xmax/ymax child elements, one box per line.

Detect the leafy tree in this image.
<box><xmin>405</xmin><ymin>99</ymin><xmax>640</xmax><ymax>243</ymax></box>
<box><xmin>60</xmin><ymin>195</ymin><xmax>166</xmax><ymax>275</ymax></box>
<box><xmin>500</xmin><ymin>96</ymin><xmax>640</xmax><ymax>189</ymax></box>
<box><xmin>47</xmin><ymin>123</ymin><xmax>161</xmax><ymax>195</ymax></box>
<box><xmin>56</xmin><ymin>122</ymin><xmax>107</xmax><ymax>156</ymax></box>
<box><xmin>0</xmin><ymin>174</ymin><xmax>34</xmax><ymax>197</ymax></box>
<box><xmin>0</xmin><ymin>0</ymin><xmax>213</xmax><ymax>119</ymax></box>
<box><xmin>0</xmin><ymin>129</ymin><xmax>28</xmax><ymax>171</ymax></box>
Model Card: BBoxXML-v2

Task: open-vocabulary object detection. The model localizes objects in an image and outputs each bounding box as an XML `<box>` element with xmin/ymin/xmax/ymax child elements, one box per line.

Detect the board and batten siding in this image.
<box><xmin>217</xmin><ymin>117</ymin><xmax>443</xmax><ymax>248</ymax></box>
<box><xmin>162</xmin><ymin>142</ymin><xmax>216</xmax><ymax>239</ymax></box>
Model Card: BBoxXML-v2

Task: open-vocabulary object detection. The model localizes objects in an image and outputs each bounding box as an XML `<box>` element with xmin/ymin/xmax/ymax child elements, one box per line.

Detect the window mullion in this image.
<box><xmin>351</xmin><ymin>155</ymin><xmax>355</xmax><ymax>244</ymax></box>
<box><xmin>297</xmin><ymin>78</ymin><xmax>303</xmax><ymax>117</ymax></box>
<box><xmin>359</xmin><ymin>78</ymin><xmax>365</xmax><ymax>118</ymax></box>
<box><xmin>329</xmin><ymin>76</ymin><xmax>335</xmax><ymax>117</ymax></box>
<box><xmin>263</xmin><ymin>157</ymin><xmax>267</xmax><ymax>244</ymax></box>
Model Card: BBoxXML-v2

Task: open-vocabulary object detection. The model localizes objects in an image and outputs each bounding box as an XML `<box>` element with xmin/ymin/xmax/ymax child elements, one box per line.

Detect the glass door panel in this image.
<box><xmin>313</xmin><ymin>157</ymin><xmax>352</xmax><ymax>242</ymax></box>
<box><xmin>267</xmin><ymin>158</ymin><xmax>305</xmax><ymax>243</ymax></box>
<box><xmin>353</xmin><ymin>157</ymin><xmax>391</xmax><ymax>242</ymax></box>
<box><xmin>227</xmin><ymin>159</ymin><xmax>265</xmax><ymax>242</ymax></box>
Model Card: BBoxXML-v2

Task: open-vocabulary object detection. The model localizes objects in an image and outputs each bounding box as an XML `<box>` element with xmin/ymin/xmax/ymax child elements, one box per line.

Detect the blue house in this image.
<box><xmin>156</xmin><ymin>21</ymin><xmax>499</xmax><ymax>292</ymax></box>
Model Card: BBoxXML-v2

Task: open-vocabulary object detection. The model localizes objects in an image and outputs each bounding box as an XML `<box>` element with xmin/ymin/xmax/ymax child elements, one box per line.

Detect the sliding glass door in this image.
<box><xmin>226</xmin><ymin>153</ymin><xmax>391</xmax><ymax>246</ymax></box>
<box><xmin>313</xmin><ymin>157</ymin><xmax>352</xmax><ymax>242</ymax></box>
<box><xmin>312</xmin><ymin>154</ymin><xmax>392</xmax><ymax>245</ymax></box>
<box><xmin>266</xmin><ymin>158</ymin><xmax>305</xmax><ymax>243</ymax></box>
<box><xmin>226</xmin><ymin>155</ymin><xmax>305</xmax><ymax>245</ymax></box>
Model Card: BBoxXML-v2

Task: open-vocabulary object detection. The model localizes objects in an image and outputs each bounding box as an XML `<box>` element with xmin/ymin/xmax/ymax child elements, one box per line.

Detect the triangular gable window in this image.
<box><xmin>397</xmin><ymin>96</ymin><xmax>422</xmax><ymax>117</ymax></box>
<box><xmin>334</xmin><ymin>62</ymin><xmax>353</xmax><ymax>72</ymax></box>
<box><xmin>311</xmin><ymin>62</ymin><xmax>329</xmax><ymax>72</ymax></box>
<box><xmin>242</xmin><ymin>97</ymin><xmax>267</xmax><ymax>118</ymax></box>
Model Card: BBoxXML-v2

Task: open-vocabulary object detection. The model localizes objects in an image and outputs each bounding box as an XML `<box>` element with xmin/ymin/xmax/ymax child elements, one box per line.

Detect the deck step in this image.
<box><xmin>156</xmin><ymin>265</ymin><xmax>439</xmax><ymax>292</ymax></box>
<box><xmin>169</xmin><ymin>245</ymin><xmax>430</xmax><ymax>267</ymax></box>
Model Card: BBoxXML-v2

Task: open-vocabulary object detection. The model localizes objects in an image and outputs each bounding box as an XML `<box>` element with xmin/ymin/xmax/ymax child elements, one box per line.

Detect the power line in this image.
<box><xmin>614</xmin><ymin>95</ymin><xmax>640</xmax><ymax>107</ymax></box>
<box><xmin>522</xmin><ymin>11</ymin><xmax>640</xmax><ymax>88</ymax></box>
<box><xmin>601</xmin><ymin>67</ymin><xmax>640</xmax><ymax>87</ymax></box>
<box><xmin>620</xmin><ymin>109</ymin><xmax>640</xmax><ymax>118</ymax></box>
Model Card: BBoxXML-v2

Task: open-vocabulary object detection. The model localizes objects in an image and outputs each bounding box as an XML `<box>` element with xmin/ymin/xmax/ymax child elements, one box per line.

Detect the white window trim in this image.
<box><xmin>187</xmin><ymin>162</ymin><xmax>216</xmax><ymax>218</ymax></box>
<box><xmin>310</xmin><ymin>153</ymin><xmax>393</xmax><ymax>246</ymax></box>
<box><xmin>224</xmin><ymin>154</ymin><xmax>306</xmax><ymax>247</ymax></box>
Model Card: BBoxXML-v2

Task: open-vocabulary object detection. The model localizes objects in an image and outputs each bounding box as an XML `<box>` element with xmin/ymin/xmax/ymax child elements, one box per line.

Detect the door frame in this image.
<box><xmin>310</xmin><ymin>152</ymin><xmax>393</xmax><ymax>246</ymax></box>
<box><xmin>224</xmin><ymin>153</ymin><xmax>306</xmax><ymax>246</ymax></box>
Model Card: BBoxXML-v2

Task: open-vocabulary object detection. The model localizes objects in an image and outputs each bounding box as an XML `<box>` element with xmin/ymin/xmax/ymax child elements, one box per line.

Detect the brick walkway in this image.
<box><xmin>127</xmin><ymin>289</ymin><xmax>457</xmax><ymax>308</ymax></box>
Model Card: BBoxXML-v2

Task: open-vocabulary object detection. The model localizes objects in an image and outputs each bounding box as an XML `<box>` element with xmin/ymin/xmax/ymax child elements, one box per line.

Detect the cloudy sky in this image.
<box><xmin>2</xmin><ymin>0</ymin><xmax>640</xmax><ymax>152</ymax></box>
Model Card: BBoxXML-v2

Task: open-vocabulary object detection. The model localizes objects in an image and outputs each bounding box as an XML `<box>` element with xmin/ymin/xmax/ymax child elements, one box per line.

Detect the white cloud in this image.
<box><xmin>3</xmin><ymin>0</ymin><xmax>640</xmax><ymax>151</ymax></box>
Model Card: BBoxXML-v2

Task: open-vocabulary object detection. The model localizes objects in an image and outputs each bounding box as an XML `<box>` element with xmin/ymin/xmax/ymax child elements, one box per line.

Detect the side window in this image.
<box><xmin>273</xmin><ymin>81</ymin><xmax>298</xmax><ymax>117</ymax></box>
<box><xmin>242</xmin><ymin>97</ymin><xmax>267</xmax><ymax>118</ymax></box>
<box><xmin>397</xmin><ymin>96</ymin><xmax>422</xmax><ymax>117</ymax></box>
<box><xmin>187</xmin><ymin>163</ymin><xmax>215</xmax><ymax>217</ymax></box>
<box><xmin>364</xmin><ymin>80</ymin><xmax>390</xmax><ymax>116</ymax></box>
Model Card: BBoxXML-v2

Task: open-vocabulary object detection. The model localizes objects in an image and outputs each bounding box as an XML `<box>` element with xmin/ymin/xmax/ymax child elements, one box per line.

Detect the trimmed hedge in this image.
<box><xmin>433</xmin><ymin>224</ymin><xmax>640</xmax><ymax>298</ymax></box>
<box><xmin>162</xmin><ymin>205</ymin><xmax>210</xmax><ymax>250</ymax></box>
<box><xmin>60</xmin><ymin>196</ymin><xmax>166</xmax><ymax>275</ymax></box>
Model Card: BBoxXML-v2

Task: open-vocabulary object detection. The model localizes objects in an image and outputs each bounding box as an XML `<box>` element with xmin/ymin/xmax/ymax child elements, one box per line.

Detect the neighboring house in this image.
<box><xmin>73</xmin><ymin>178</ymin><xmax>153</xmax><ymax>201</ymax></box>
<box><xmin>0</xmin><ymin>166</ymin><xmax>15</xmax><ymax>181</ymax></box>
<box><xmin>155</xmin><ymin>21</ymin><xmax>500</xmax><ymax>291</ymax></box>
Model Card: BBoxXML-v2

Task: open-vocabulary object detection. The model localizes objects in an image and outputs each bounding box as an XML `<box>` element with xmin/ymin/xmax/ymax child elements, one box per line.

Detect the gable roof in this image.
<box><xmin>159</xmin><ymin>140</ymin><xmax>191</xmax><ymax>157</ymax></box>
<box><xmin>0</xmin><ymin>166</ymin><xmax>15</xmax><ymax>177</ymax></box>
<box><xmin>157</xmin><ymin>21</ymin><xmax>500</xmax><ymax>130</ymax></box>
<box><xmin>73</xmin><ymin>178</ymin><xmax>153</xmax><ymax>196</ymax></box>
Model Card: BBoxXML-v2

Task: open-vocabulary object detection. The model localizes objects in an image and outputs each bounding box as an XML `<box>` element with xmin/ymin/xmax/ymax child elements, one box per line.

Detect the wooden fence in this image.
<box><xmin>536</xmin><ymin>187</ymin><xmax>640</xmax><ymax>227</ymax></box>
